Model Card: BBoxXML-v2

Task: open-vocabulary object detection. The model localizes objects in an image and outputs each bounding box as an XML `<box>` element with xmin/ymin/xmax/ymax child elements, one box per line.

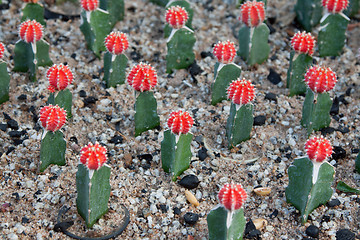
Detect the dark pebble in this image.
<box><xmin>12</xmin><ymin>192</ymin><xmax>20</xmax><ymax>200</ymax></box>
<box><xmin>9</xmin><ymin>130</ymin><xmax>25</xmax><ymax>138</ymax></box>
<box><xmin>183</xmin><ymin>212</ymin><xmax>199</xmax><ymax>225</ymax></box>
<box><xmin>0</xmin><ymin>123</ymin><xmax>7</xmax><ymax>131</ymax></box>
<box><xmin>109</xmin><ymin>135</ymin><xmax>123</xmax><ymax>145</ymax></box>
<box><xmin>70</xmin><ymin>53</ymin><xmax>76</xmax><ymax>59</ymax></box>
<box><xmin>6</xmin><ymin>146</ymin><xmax>15</xmax><ymax>155</ymax></box>
<box><xmin>79</xmin><ymin>90</ymin><xmax>87</xmax><ymax>98</ymax></box>
<box><xmin>189</xmin><ymin>62</ymin><xmax>203</xmax><ymax>82</ymax></box>
<box><xmin>338</xmin><ymin>94</ymin><xmax>348</xmax><ymax>105</ymax></box>
<box><xmin>306</xmin><ymin>225</ymin><xmax>319</xmax><ymax>238</ymax></box>
<box><xmin>267</xmin><ymin>68</ymin><xmax>282</xmax><ymax>85</ymax></box>
<box><xmin>244</xmin><ymin>219</ymin><xmax>259</xmax><ymax>237</ymax></box>
<box><xmin>327</xmin><ymin>198</ymin><xmax>341</xmax><ymax>208</ymax></box>
<box><xmin>3</xmin><ymin>112</ymin><xmax>11</xmax><ymax>120</ymax></box>
<box><xmin>130</xmin><ymin>49</ymin><xmax>142</xmax><ymax>61</ymax></box>
<box><xmin>13</xmin><ymin>139</ymin><xmax>24</xmax><ymax>146</ymax></box>
<box><xmin>265</xmin><ymin>92</ymin><xmax>277</xmax><ymax>103</ymax></box>
<box><xmin>158</xmin><ymin>204</ymin><xmax>168</xmax><ymax>213</ymax></box>
<box><xmin>137</xmin><ymin>154</ymin><xmax>153</xmax><ymax>162</ymax></box>
<box><xmin>320</xmin><ymin>127</ymin><xmax>336</xmax><ymax>136</ymax></box>
<box><xmin>254</xmin><ymin>115</ymin><xmax>266</xmax><ymax>126</ymax></box>
<box><xmin>266</xmin><ymin>22</ymin><xmax>276</xmax><ymax>34</ymax></box>
<box><xmin>173</xmin><ymin>207</ymin><xmax>181</xmax><ymax>215</ymax></box>
<box><xmin>194</xmin><ymin>135</ymin><xmax>204</xmax><ymax>145</ymax></box>
<box><xmin>7</xmin><ymin>119</ymin><xmax>19</xmax><ymax>130</ymax></box>
<box><xmin>69</xmin><ymin>136</ymin><xmax>78</xmax><ymax>144</ymax></box>
<box><xmin>330</xmin><ymin>97</ymin><xmax>339</xmax><ymax>115</ymax></box>
<box><xmin>178</xmin><ymin>175</ymin><xmax>200</xmax><ymax>189</ymax></box>
<box><xmin>269</xmin><ymin>209</ymin><xmax>278</xmax><ymax>219</ymax></box>
<box><xmin>336</xmin><ymin>229</ymin><xmax>355</xmax><ymax>240</ymax></box>
<box><xmin>337</xmin><ymin>126</ymin><xmax>350</xmax><ymax>134</ymax></box>
<box><xmin>332</xmin><ymin>146</ymin><xmax>346</xmax><ymax>160</ymax></box>
<box><xmin>198</xmin><ymin>147</ymin><xmax>208</xmax><ymax>161</ymax></box>
<box><xmin>83</xmin><ymin>96</ymin><xmax>98</xmax><ymax>106</ymax></box>
<box><xmin>17</xmin><ymin>94</ymin><xmax>27</xmax><ymax>101</ymax></box>
<box><xmin>22</xmin><ymin>217</ymin><xmax>30</xmax><ymax>224</ymax></box>
<box><xmin>200</xmin><ymin>51</ymin><xmax>212</xmax><ymax>58</ymax></box>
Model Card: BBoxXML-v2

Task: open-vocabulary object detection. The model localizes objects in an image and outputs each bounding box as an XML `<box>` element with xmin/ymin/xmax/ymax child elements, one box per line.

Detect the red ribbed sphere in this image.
<box><xmin>0</xmin><ymin>42</ymin><xmax>4</xmax><ymax>59</ymax></box>
<box><xmin>127</xmin><ymin>63</ymin><xmax>157</xmax><ymax>92</ymax></box>
<box><xmin>240</xmin><ymin>1</ymin><xmax>265</xmax><ymax>28</ymax></box>
<box><xmin>213</xmin><ymin>40</ymin><xmax>236</xmax><ymax>64</ymax></box>
<box><xmin>105</xmin><ymin>31</ymin><xmax>129</xmax><ymax>55</ymax></box>
<box><xmin>167</xmin><ymin>110</ymin><xmax>194</xmax><ymax>135</ymax></box>
<box><xmin>80</xmin><ymin>142</ymin><xmax>107</xmax><ymax>170</ymax></box>
<box><xmin>47</xmin><ymin>64</ymin><xmax>74</xmax><ymax>92</ymax></box>
<box><xmin>304</xmin><ymin>66</ymin><xmax>337</xmax><ymax>93</ymax></box>
<box><xmin>227</xmin><ymin>78</ymin><xmax>255</xmax><ymax>105</ymax></box>
<box><xmin>291</xmin><ymin>31</ymin><xmax>315</xmax><ymax>55</ymax></box>
<box><xmin>322</xmin><ymin>0</ymin><xmax>349</xmax><ymax>13</ymax></box>
<box><xmin>39</xmin><ymin>105</ymin><xmax>66</xmax><ymax>132</ymax></box>
<box><xmin>81</xmin><ymin>0</ymin><xmax>99</xmax><ymax>11</ymax></box>
<box><xmin>305</xmin><ymin>136</ymin><xmax>333</xmax><ymax>162</ymax></box>
<box><xmin>19</xmin><ymin>20</ymin><xmax>43</xmax><ymax>43</ymax></box>
<box><xmin>218</xmin><ymin>183</ymin><xmax>247</xmax><ymax>211</ymax></box>
<box><xmin>165</xmin><ymin>5</ymin><xmax>189</xmax><ymax>29</ymax></box>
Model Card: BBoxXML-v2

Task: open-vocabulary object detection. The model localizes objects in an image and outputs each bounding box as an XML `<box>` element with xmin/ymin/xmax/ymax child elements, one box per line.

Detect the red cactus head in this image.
<box><xmin>19</xmin><ymin>20</ymin><xmax>43</xmax><ymax>43</ymax></box>
<box><xmin>127</xmin><ymin>63</ymin><xmax>157</xmax><ymax>92</ymax></box>
<box><xmin>165</xmin><ymin>5</ymin><xmax>189</xmax><ymax>29</ymax></box>
<box><xmin>105</xmin><ymin>31</ymin><xmax>129</xmax><ymax>55</ymax></box>
<box><xmin>291</xmin><ymin>31</ymin><xmax>316</xmax><ymax>56</ymax></box>
<box><xmin>304</xmin><ymin>66</ymin><xmax>337</xmax><ymax>93</ymax></box>
<box><xmin>81</xmin><ymin>0</ymin><xmax>99</xmax><ymax>11</ymax></box>
<box><xmin>218</xmin><ymin>183</ymin><xmax>247</xmax><ymax>211</ymax></box>
<box><xmin>0</xmin><ymin>42</ymin><xmax>4</xmax><ymax>59</ymax></box>
<box><xmin>213</xmin><ymin>40</ymin><xmax>236</xmax><ymax>64</ymax></box>
<box><xmin>227</xmin><ymin>78</ymin><xmax>255</xmax><ymax>105</ymax></box>
<box><xmin>322</xmin><ymin>0</ymin><xmax>349</xmax><ymax>13</ymax></box>
<box><xmin>39</xmin><ymin>105</ymin><xmax>66</xmax><ymax>132</ymax></box>
<box><xmin>80</xmin><ymin>142</ymin><xmax>107</xmax><ymax>170</ymax></box>
<box><xmin>305</xmin><ymin>136</ymin><xmax>333</xmax><ymax>163</ymax></box>
<box><xmin>167</xmin><ymin>110</ymin><xmax>194</xmax><ymax>135</ymax></box>
<box><xmin>47</xmin><ymin>64</ymin><xmax>74</xmax><ymax>93</ymax></box>
<box><xmin>240</xmin><ymin>1</ymin><xmax>265</xmax><ymax>28</ymax></box>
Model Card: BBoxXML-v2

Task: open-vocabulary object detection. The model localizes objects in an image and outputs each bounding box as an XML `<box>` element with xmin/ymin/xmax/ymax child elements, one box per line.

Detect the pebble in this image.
<box><xmin>197</xmin><ymin>147</ymin><xmax>208</xmax><ymax>161</ymax></box>
<box><xmin>253</xmin><ymin>218</ymin><xmax>267</xmax><ymax>230</ymax></box>
<box><xmin>265</xmin><ymin>92</ymin><xmax>277</xmax><ymax>103</ymax></box>
<box><xmin>327</xmin><ymin>199</ymin><xmax>341</xmax><ymax>208</ymax></box>
<box><xmin>306</xmin><ymin>225</ymin><xmax>319</xmax><ymax>238</ymax></box>
<box><xmin>179</xmin><ymin>175</ymin><xmax>200</xmax><ymax>189</ymax></box>
<box><xmin>336</xmin><ymin>229</ymin><xmax>355</xmax><ymax>240</ymax></box>
<box><xmin>267</xmin><ymin>68</ymin><xmax>282</xmax><ymax>85</ymax></box>
<box><xmin>245</xmin><ymin>219</ymin><xmax>261</xmax><ymax>239</ymax></box>
<box><xmin>332</xmin><ymin>146</ymin><xmax>346</xmax><ymax>160</ymax></box>
<box><xmin>7</xmin><ymin>119</ymin><xmax>19</xmax><ymax>130</ymax></box>
<box><xmin>183</xmin><ymin>212</ymin><xmax>199</xmax><ymax>225</ymax></box>
<box><xmin>254</xmin><ymin>115</ymin><xmax>266</xmax><ymax>126</ymax></box>
<box><xmin>253</xmin><ymin>187</ymin><xmax>271</xmax><ymax>196</ymax></box>
<box><xmin>184</xmin><ymin>190</ymin><xmax>199</xmax><ymax>207</ymax></box>
<box><xmin>0</xmin><ymin>123</ymin><xmax>7</xmax><ymax>131</ymax></box>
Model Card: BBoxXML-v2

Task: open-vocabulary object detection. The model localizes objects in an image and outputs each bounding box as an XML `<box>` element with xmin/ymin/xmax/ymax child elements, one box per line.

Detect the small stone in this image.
<box><xmin>79</xmin><ymin>90</ymin><xmax>87</xmax><ymax>97</ymax></box>
<box><xmin>0</xmin><ymin>123</ymin><xmax>7</xmax><ymax>131</ymax></box>
<box><xmin>109</xmin><ymin>135</ymin><xmax>123</xmax><ymax>145</ymax></box>
<box><xmin>138</xmin><ymin>154</ymin><xmax>153</xmax><ymax>162</ymax></box>
<box><xmin>83</xmin><ymin>96</ymin><xmax>98</xmax><ymax>106</ymax></box>
<box><xmin>183</xmin><ymin>212</ymin><xmax>199</xmax><ymax>225</ymax></box>
<box><xmin>254</xmin><ymin>115</ymin><xmax>266</xmax><ymax>126</ymax></box>
<box><xmin>17</xmin><ymin>94</ymin><xmax>27</xmax><ymax>101</ymax></box>
<box><xmin>321</xmin><ymin>127</ymin><xmax>336</xmax><ymax>135</ymax></box>
<box><xmin>7</xmin><ymin>119</ymin><xmax>19</xmax><ymax>130</ymax></box>
<box><xmin>184</xmin><ymin>190</ymin><xmax>199</xmax><ymax>207</ymax></box>
<box><xmin>265</xmin><ymin>92</ymin><xmax>277</xmax><ymax>103</ymax></box>
<box><xmin>269</xmin><ymin>209</ymin><xmax>278</xmax><ymax>219</ymax></box>
<box><xmin>306</xmin><ymin>225</ymin><xmax>319</xmax><ymax>238</ymax></box>
<box><xmin>197</xmin><ymin>147</ymin><xmax>208</xmax><ymax>161</ymax></box>
<box><xmin>336</xmin><ymin>229</ymin><xmax>355</xmax><ymax>240</ymax></box>
<box><xmin>267</xmin><ymin>68</ymin><xmax>282</xmax><ymax>85</ymax></box>
<box><xmin>253</xmin><ymin>218</ymin><xmax>267</xmax><ymax>230</ymax></box>
<box><xmin>253</xmin><ymin>187</ymin><xmax>271</xmax><ymax>196</ymax></box>
<box><xmin>330</xmin><ymin>97</ymin><xmax>339</xmax><ymax>115</ymax></box>
<box><xmin>200</xmin><ymin>51</ymin><xmax>212</xmax><ymax>58</ymax></box>
<box><xmin>178</xmin><ymin>175</ymin><xmax>200</xmax><ymax>189</ymax></box>
<box><xmin>158</xmin><ymin>204</ymin><xmax>168</xmax><ymax>213</ymax></box>
<box><xmin>337</xmin><ymin>126</ymin><xmax>350</xmax><ymax>134</ymax></box>
<box><xmin>332</xmin><ymin>146</ymin><xmax>346</xmax><ymax>160</ymax></box>
<box><xmin>327</xmin><ymin>198</ymin><xmax>341</xmax><ymax>208</ymax></box>
<box><xmin>21</xmin><ymin>217</ymin><xmax>30</xmax><ymax>224</ymax></box>
<box><xmin>173</xmin><ymin>207</ymin><xmax>181</xmax><ymax>215</ymax></box>
<box><xmin>244</xmin><ymin>219</ymin><xmax>257</xmax><ymax>236</ymax></box>
<box><xmin>123</xmin><ymin>153</ymin><xmax>132</xmax><ymax>168</ymax></box>
<box><xmin>9</xmin><ymin>130</ymin><xmax>24</xmax><ymax>138</ymax></box>
<box><xmin>189</xmin><ymin>62</ymin><xmax>203</xmax><ymax>78</ymax></box>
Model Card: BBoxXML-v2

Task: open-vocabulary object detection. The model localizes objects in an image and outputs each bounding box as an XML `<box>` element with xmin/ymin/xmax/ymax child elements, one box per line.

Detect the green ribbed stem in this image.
<box><xmin>21</xmin><ymin>3</ymin><xmax>46</xmax><ymax>26</ymax></box>
<box><xmin>287</xmin><ymin>52</ymin><xmax>312</xmax><ymax>96</ymax></box>
<box><xmin>0</xmin><ymin>62</ymin><xmax>10</xmax><ymax>104</ymax></box>
<box><xmin>99</xmin><ymin>0</ymin><xmax>124</xmax><ymax>26</ymax></box>
<box><xmin>40</xmin><ymin>131</ymin><xmax>66</xmax><ymax>172</ymax></box>
<box><xmin>294</xmin><ymin>0</ymin><xmax>322</xmax><ymax>31</ymax></box>
<box><xmin>134</xmin><ymin>91</ymin><xmax>160</xmax><ymax>136</ymax></box>
<box><xmin>103</xmin><ymin>53</ymin><xmax>128</xmax><ymax>88</ymax></box>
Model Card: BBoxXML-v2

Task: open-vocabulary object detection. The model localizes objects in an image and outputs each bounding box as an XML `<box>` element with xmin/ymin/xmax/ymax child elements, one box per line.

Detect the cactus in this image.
<box><xmin>287</xmin><ymin>31</ymin><xmax>315</xmax><ymax>96</ymax></box>
<box><xmin>164</xmin><ymin>0</ymin><xmax>193</xmax><ymax>38</ymax></box>
<box><xmin>207</xmin><ymin>183</ymin><xmax>247</xmax><ymax>240</ymax></box>
<box><xmin>46</xmin><ymin>64</ymin><xmax>74</xmax><ymax>118</ymax></box>
<box><xmin>21</xmin><ymin>2</ymin><xmax>46</xmax><ymax>26</ymax></box>
<box><xmin>149</xmin><ymin>0</ymin><xmax>169</xmax><ymax>7</ymax></box>
<box><xmin>0</xmin><ymin>42</ymin><xmax>10</xmax><ymax>104</ymax></box>
<box><xmin>79</xmin><ymin>0</ymin><xmax>113</xmax><ymax>57</ymax></box>
<box><xmin>318</xmin><ymin>0</ymin><xmax>350</xmax><ymax>57</ymax></box>
<box><xmin>76</xmin><ymin>142</ymin><xmax>111</xmax><ymax>228</ymax></box>
<box><xmin>211</xmin><ymin>40</ymin><xmax>241</xmax><ymax>105</ymax></box>
<box><xmin>161</xmin><ymin>110</ymin><xmax>194</xmax><ymax>181</ymax></box>
<box><xmin>165</xmin><ymin>5</ymin><xmax>195</xmax><ymax>73</ymax></box>
<box><xmin>13</xmin><ymin>20</ymin><xmax>52</xmax><ymax>81</ymax></box>
<box><xmin>336</xmin><ymin>181</ymin><xmax>360</xmax><ymax>194</ymax></box>
<box><xmin>286</xmin><ymin>136</ymin><xmax>335</xmax><ymax>224</ymax></box>
<box><xmin>39</xmin><ymin>105</ymin><xmax>67</xmax><ymax>172</ymax></box>
<box><xmin>99</xmin><ymin>0</ymin><xmax>124</xmax><ymax>26</ymax></box>
<box><xmin>301</xmin><ymin>66</ymin><xmax>337</xmax><ymax>135</ymax></box>
<box><xmin>127</xmin><ymin>63</ymin><xmax>160</xmax><ymax>136</ymax></box>
<box><xmin>237</xmin><ymin>1</ymin><xmax>269</xmax><ymax>66</ymax></box>
<box><xmin>103</xmin><ymin>31</ymin><xmax>129</xmax><ymax>88</ymax></box>
<box><xmin>226</xmin><ymin>79</ymin><xmax>255</xmax><ymax>148</ymax></box>
<box><xmin>294</xmin><ymin>0</ymin><xmax>322</xmax><ymax>31</ymax></box>
<box><xmin>356</xmin><ymin>151</ymin><xmax>360</xmax><ymax>174</ymax></box>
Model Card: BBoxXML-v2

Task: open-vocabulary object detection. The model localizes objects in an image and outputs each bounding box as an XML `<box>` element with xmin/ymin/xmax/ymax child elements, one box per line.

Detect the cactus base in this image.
<box><xmin>0</xmin><ymin>62</ymin><xmax>10</xmax><ymax>104</ymax></box>
<box><xmin>287</xmin><ymin>52</ymin><xmax>312</xmax><ymax>96</ymax></box>
<box><xmin>103</xmin><ymin>52</ymin><xmax>128</xmax><ymax>88</ymax></box>
<box><xmin>134</xmin><ymin>91</ymin><xmax>160</xmax><ymax>136</ymax></box>
<box><xmin>40</xmin><ymin>131</ymin><xmax>66</xmax><ymax>172</ymax></box>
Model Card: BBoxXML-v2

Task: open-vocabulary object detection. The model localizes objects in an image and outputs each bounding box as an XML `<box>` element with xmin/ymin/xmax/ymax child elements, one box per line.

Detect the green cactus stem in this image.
<box><xmin>207</xmin><ymin>206</ymin><xmax>246</xmax><ymax>240</ymax></box>
<box><xmin>336</xmin><ymin>181</ymin><xmax>360</xmax><ymax>194</ymax></box>
<box><xmin>48</xmin><ymin>90</ymin><xmax>73</xmax><ymax>119</ymax></box>
<box><xmin>39</xmin><ymin>131</ymin><xmax>66</xmax><ymax>172</ymax></box>
<box><xmin>301</xmin><ymin>89</ymin><xmax>332</xmax><ymax>135</ymax></box>
<box><xmin>21</xmin><ymin>3</ymin><xmax>46</xmax><ymax>26</ymax></box>
<box><xmin>79</xmin><ymin>9</ymin><xmax>113</xmax><ymax>58</ymax></box>
<box><xmin>211</xmin><ymin>63</ymin><xmax>241</xmax><ymax>106</ymax></box>
<box><xmin>99</xmin><ymin>0</ymin><xmax>124</xmax><ymax>26</ymax></box>
<box><xmin>166</xmin><ymin>27</ymin><xmax>195</xmax><ymax>74</ymax></box>
<box><xmin>226</xmin><ymin>103</ymin><xmax>253</xmax><ymax>148</ymax></box>
<box><xmin>287</xmin><ymin>51</ymin><xmax>313</xmax><ymax>96</ymax></box>
<box><xmin>134</xmin><ymin>91</ymin><xmax>160</xmax><ymax>136</ymax></box>
<box><xmin>356</xmin><ymin>151</ymin><xmax>360</xmax><ymax>174</ymax></box>
<box><xmin>344</xmin><ymin>0</ymin><xmax>360</xmax><ymax>17</ymax></box>
<box><xmin>13</xmin><ymin>40</ymin><xmax>53</xmax><ymax>81</ymax></box>
<box><xmin>0</xmin><ymin>61</ymin><xmax>10</xmax><ymax>104</ymax></box>
<box><xmin>150</xmin><ymin>0</ymin><xmax>169</xmax><ymax>7</ymax></box>
<box><xmin>285</xmin><ymin>157</ymin><xmax>335</xmax><ymax>224</ymax></box>
<box><xmin>161</xmin><ymin>130</ymin><xmax>193</xmax><ymax>181</ymax></box>
<box><xmin>103</xmin><ymin>52</ymin><xmax>128</xmax><ymax>88</ymax></box>
<box><xmin>294</xmin><ymin>0</ymin><xmax>322</xmax><ymax>31</ymax></box>
<box><xmin>76</xmin><ymin>164</ymin><xmax>111</xmax><ymax>228</ymax></box>
<box><xmin>237</xmin><ymin>23</ymin><xmax>270</xmax><ymax>66</ymax></box>
<box><xmin>318</xmin><ymin>13</ymin><xmax>349</xmax><ymax>57</ymax></box>
<box><xmin>164</xmin><ymin>0</ymin><xmax>193</xmax><ymax>38</ymax></box>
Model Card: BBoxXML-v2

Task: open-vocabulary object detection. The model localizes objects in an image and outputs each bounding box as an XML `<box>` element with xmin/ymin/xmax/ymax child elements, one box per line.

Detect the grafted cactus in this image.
<box><xmin>294</xmin><ymin>0</ymin><xmax>322</xmax><ymax>31</ymax></box>
<box><xmin>21</xmin><ymin>0</ymin><xmax>46</xmax><ymax>26</ymax></box>
<box><xmin>0</xmin><ymin>42</ymin><xmax>10</xmax><ymax>104</ymax></box>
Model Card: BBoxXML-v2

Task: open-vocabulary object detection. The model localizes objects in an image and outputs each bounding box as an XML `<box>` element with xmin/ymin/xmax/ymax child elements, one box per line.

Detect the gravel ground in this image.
<box><xmin>0</xmin><ymin>0</ymin><xmax>360</xmax><ymax>239</ymax></box>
